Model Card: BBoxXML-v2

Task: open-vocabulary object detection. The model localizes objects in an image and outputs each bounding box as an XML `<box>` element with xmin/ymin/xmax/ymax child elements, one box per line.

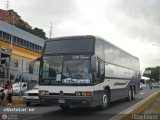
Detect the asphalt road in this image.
<box><xmin>1</xmin><ymin>85</ymin><xmax>159</xmax><ymax>120</ymax></box>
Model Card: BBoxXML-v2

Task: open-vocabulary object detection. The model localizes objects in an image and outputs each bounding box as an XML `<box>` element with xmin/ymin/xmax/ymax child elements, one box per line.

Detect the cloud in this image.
<box><xmin>11</xmin><ymin>0</ymin><xmax>80</xmax><ymax>36</ymax></box>
<box><xmin>104</xmin><ymin>0</ymin><xmax>160</xmax><ymax>43</ymax></box>
<box><xmin>1</xmin><ymin>0</ymin><xmax>160</xmax><ymax>71</ymax></box>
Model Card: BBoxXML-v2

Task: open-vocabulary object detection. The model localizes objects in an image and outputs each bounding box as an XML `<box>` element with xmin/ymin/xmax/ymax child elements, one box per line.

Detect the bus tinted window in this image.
<box><xmin>44</xmin><ymin>38</ymin><xmax>95</xmax><ymax>54</ymax></box>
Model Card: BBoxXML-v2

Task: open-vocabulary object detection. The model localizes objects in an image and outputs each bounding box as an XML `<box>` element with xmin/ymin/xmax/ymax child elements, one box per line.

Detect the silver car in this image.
<box><xmin>151</xmin><ymin>83</ymin><xmax>160</xmax><ymax>88</ymax></box>
<box><xmin>12</xmin><ymin>82</ymin><xmax>27</xmax><ymax>95</ymax></box>
<box><xmin>22</xmin><ymin>84</ymin><xmax>39</xmax><ymax>106</ymax></box>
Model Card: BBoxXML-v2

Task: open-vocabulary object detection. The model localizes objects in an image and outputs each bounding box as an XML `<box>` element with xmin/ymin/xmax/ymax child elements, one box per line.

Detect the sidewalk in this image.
<box><xmin>111</xmin><ymin>91</ymin><xmax>160</xmax><ymax>120</ymax></box>
<box><xmin>3</xmin><ymin>95</ymin><xmax>25</xmax><ymax>105</ymax></box>
<box><xmin>12</xmin><ymin>95</ymin><xmax>23</xmax><ymax>100</ymax></box>
<box><xmin>142</xmin><ymin>95</ymin><xmax>160</xmax><ymax>114</ymax></box>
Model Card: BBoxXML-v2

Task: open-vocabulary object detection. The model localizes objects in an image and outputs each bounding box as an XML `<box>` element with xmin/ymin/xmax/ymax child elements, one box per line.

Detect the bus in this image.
<box><xmin>29</xmin><ymin>35</ymin><xmax>140</xmax><ymax>110</ymax></box>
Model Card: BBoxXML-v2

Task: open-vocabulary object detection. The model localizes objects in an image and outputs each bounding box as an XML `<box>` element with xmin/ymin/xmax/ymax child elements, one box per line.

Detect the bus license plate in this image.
<box><xmin>58</xmin><ymin>99</ymin><xmax>65</xmax><ymax>103</ymax></box>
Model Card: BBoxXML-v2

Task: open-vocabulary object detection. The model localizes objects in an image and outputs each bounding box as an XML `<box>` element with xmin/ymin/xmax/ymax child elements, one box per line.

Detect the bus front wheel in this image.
<box><xmin>100</xmin><ymin>90</ymin><xmax>110</xmax><ymax>110</ymax></box>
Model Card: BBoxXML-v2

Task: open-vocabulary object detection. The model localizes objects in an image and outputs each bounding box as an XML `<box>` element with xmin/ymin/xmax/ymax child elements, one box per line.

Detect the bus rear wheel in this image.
<box><xmin>126</xmin><ymin>88</ymin><xmax>132</xmax><ymax>102</ymax></box>
<box><xmin>131</xmin><ymin>87</ymin><xmax>135</xmax><ymax>100</ymax></box>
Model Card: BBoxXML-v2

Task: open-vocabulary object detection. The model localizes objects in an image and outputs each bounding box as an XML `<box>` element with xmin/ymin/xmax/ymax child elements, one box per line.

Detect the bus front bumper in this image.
<box><xmin>39</xmin><ymin>95</ymin><xmax>94</xmax><ymax>107</ymax></box>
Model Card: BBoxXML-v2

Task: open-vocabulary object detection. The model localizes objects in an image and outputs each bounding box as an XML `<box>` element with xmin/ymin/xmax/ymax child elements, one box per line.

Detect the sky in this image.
<box><xmin>0</xmin><ymin>0</ymin><xmax>160</xmax><ymax>72</ymax></box>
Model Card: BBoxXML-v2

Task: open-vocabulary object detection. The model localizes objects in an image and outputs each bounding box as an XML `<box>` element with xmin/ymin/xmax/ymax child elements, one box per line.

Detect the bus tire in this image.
<box><xmin>131</xmin><ymin>87</ymin><xmax>135</xmax><ymax>100</ymax></box>
<box><xmin>100</xmin><ymin>90</ymin><xmax>110</xmax><ymax>110</ymax></box>
<box><xmin>126</xmin><ymin>88</ymin><xmax>132</xmax><ymax>102</ymax></box>
<box><xmin>59</xmin><ymin>105</ymin><xmax>70</xmax><ymax>111</ymax></box>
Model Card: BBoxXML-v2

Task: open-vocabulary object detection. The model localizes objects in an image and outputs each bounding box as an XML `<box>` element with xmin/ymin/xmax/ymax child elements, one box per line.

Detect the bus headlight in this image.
<box><xmin>75</xmin><ymin>91</ymin><xmax>92</xmax><ymax>96</ymax></box>
<box><xmin>39</xmin><ymin>90</ymin><xmax>49</xmax><ymax>96</ymax></box>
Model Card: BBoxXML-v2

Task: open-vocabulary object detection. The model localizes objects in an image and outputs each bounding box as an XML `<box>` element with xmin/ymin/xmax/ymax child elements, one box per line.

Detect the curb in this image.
<box><xmin>110</xmin><ymin>91</ymin><xmax>160</xmax><ymax>120</ymax></box>
<box><xmin>3</xmin><ymin>100</ymin><xmax>26</xmax><ymax>105</ymax></box>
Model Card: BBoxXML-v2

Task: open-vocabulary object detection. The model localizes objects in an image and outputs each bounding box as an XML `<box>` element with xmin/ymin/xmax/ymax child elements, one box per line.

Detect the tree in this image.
<box><xmin>143</xmin><ymin>66</ymin><xmax>160</xmax><ymax>82</ymax></box>
<box><xmin>15</xmin><ymin>23</ymin><xmax>46</xmax><ymax>39</ymax></box>
<box><xmin>32</xmin><ymin>27</ymin><xmax>46</xmax><ymax>39</ymax></box>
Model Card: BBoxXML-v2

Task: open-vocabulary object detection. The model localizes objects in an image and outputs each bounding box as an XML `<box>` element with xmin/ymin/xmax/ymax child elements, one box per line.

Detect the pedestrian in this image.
<box><xmin>0</xmin><ymin>89</ymin><xmax>5</xmax><ymax>106</ymax></box>
<box><xmin>7</xmin><ymin>81</ymin><xmax>13</xmax><ymax>105</ymax></box>
<box><xmin>149</xmin><ymin>81</ymin><xmax>152</xmax><ymax>89</ymax></box>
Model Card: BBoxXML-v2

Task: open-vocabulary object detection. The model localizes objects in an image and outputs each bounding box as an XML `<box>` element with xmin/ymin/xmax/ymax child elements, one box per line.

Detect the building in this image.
<box><xmin>0</xmin><ymin>20</ymin><xmax>45</xmax><ymax>82</ymax></box>
<box><xmin>0</xmin><ymin>9</ymin><xmax>31</xmax><ymax>28</ymax></box>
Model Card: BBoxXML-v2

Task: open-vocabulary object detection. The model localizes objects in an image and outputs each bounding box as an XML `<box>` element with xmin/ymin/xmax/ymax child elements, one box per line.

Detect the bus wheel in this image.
<box><xmin>100</xmin><ymin>90</ymin><xmax>109</xmax><ymax>110</ymax></box>
<box><xmin>126</xmin><ymin>88</ymin><xmax>132</xmax><ymax>102</ymax></box>
<box><xmin>131</xmin><ymin>87</ymin><xmax>135</xmax><ymax>100</ymax></box>
<box><xmin>59</xmin><ymin>105</ymin><xmax>70</xmax><ymax>111</ymax></box>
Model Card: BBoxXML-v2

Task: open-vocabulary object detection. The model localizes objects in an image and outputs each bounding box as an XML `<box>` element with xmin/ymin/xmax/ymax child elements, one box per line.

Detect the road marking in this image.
<box><xmin>139</xmin><ymin>92</ymin><xmax>144</xmax><ymax>94</ymax></box>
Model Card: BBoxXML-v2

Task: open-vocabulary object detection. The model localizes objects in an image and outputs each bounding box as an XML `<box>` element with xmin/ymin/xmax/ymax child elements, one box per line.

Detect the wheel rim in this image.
<box><xmin>103</xmin><ymin>94</ymin><xmax>108</xmax><ymax>106</ymax></box>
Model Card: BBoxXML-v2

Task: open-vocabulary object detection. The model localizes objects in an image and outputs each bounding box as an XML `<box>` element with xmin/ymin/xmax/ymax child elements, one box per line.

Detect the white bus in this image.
<box><xmin>29</xmin><ymin>35</ymin><xmax>140</xmax><ymax>110</ymax></box>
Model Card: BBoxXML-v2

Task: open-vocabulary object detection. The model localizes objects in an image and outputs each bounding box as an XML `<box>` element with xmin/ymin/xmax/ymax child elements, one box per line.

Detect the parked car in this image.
<box><xmin>0</xmin><ymin>86</ymin><xmax>7</xmax><ymax>99</ymax></box>
<box><xmin>22</xmin><ymin>84</ymin><xmax>39</xmax><ymax>106</ymax></box>
<box><xmin>140</xmin><ymin>82</ymin><xmax>143</xmax><ymax>90</ymax></box>
<box><xmin>140</xmin><ymin>82</ymin><xmax>147</xmax><ymax>90</ymax></box>
<box><xmin>151</xmin><ymin>83</ymin><xmax>160</xmax><ymax>88</ymax></box>
<box><xmin>12</xmin><ymin>82</ymin><xmax>27</xmax><ymax>95</ymax></box>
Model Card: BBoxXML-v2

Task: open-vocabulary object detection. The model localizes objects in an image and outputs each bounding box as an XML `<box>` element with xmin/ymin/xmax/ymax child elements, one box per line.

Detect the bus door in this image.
<box><xmin>93</xmin><ymin>60</ymin><xmax>105</xmax><ymax>103</ymax></box>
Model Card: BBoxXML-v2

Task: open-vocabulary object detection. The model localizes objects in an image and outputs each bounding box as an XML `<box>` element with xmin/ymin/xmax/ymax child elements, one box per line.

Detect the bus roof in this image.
<box><xmin>96</xmin><ymin>36</ymin><xmax>139</xmax><ymax>61</ymax></box>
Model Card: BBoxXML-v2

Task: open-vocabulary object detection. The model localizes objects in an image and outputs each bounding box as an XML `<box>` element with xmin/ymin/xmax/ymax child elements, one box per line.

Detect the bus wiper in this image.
<box><xmin>66</xmin><ymin>64</ymin><xmax>72</xmax><ymax>78</ymax></box>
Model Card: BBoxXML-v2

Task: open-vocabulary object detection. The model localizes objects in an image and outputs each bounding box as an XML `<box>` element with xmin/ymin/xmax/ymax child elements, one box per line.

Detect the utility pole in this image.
<box><xmin>49</xmin><ymin>22</ymin><xmax>53</xmax><ymax>39</ymax></box>
<box><xmin>5</xmin><ymin>0</ymin><xmax>10</xmax><ymax>10</ymax></box>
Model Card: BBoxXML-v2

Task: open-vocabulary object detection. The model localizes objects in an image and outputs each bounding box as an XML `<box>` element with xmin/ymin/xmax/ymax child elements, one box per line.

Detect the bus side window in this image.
<box><xmin>96</xmin><ymin>61</ymin><xmax>99</xmax><ymax>78</ymax></box>
<box><xmin>95</xmin><ymin>61</ymin><xmax>105</xmax><ymax>83</ymax></box>
<box><xmin>99</xmin><ymin>62</ymin><xmax>105</xmax><ymax>82</ymax></box>
<box><xmin>93</xmin><ymin>61</ymin><xmax>99</xmax><ymax>84</ymax></box>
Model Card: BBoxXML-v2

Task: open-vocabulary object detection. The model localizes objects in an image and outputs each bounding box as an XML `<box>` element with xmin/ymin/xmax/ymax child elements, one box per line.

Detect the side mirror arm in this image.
<box><xmin>29</xmin><ymin>57</ymin><xmax>41</xmax><ymax>74</ymax></box>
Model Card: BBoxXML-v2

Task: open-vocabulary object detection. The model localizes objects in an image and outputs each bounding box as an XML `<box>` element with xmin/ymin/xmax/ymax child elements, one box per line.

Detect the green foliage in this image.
<box><xmin>143</xmin><ymin>66</ymin><xmax>160</xmax><ymax>82</ymax></box>
<box><xmin>15</xmin><ymin>23</ymin><xmax>46</xmax><ymax>39</ymax></box>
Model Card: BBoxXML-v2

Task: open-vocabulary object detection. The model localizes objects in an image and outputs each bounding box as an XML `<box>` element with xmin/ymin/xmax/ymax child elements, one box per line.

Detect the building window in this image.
<box><xmin>6</xmin><ymin>33</ymin><xmax>10</xmax><ymax>42</ymax></box>
<box><xmin>23</xmin><ymin>40</ymin><xmax>27</xmax><ymax>48</ymax></box>
<box><xmin>17</xmin><ymin>38</ymin><xmax>20</xmax><ymax>46</ymax></box>
<box><xmin>30</xmin><ymin>43</ymin><xmax>34</xmax><ymax>50</ymax></box>
<box><xmin>26</xmin><ymin>41</ymin><xmax>29</xmax><ymax>48</ymax></box>
<box><xmin>13</xmin><ymin>36</ymin><xmax>17</xmax><ymax>45</ymax></box>
<box><xmin>0</xmin><ymin>31</ymin><xmax>2</xmax><ymax>38</ymax></box>
<box><xmin>20</xmin><ymin>39</ymin><xmax>24</xmax><ymax>46</ymax></box>
<box><xmin>2</xmin><ymin>32</ymin><xmax>7</xmax><ymax>40</ymax></box>
<box><xmin>35</xmin><ymin>45</ymin><xmax>38</xmax><ymax>51</ymax></box>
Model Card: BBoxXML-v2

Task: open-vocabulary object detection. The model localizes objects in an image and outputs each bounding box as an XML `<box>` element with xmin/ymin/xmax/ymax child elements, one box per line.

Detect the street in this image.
<box><xmin>1</xmin><ymin>86</ymin><xmax>159</xmax><ymax>120</ymax></box>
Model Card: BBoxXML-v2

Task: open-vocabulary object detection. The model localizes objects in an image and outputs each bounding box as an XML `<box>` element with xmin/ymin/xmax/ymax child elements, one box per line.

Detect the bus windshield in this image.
<box><xmin>39</xmin><ymin>55</ymin><xmax>91</xmax><ymax>85</ymax></box>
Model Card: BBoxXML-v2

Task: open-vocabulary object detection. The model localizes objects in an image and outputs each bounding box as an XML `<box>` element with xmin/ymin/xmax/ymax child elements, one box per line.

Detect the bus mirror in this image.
<box><xmin>91</xmin><ymin>56</ymin><xmax>96</xmax><ymax>71</ymax></box>
<box><xmin>29</xmin><ymin>57</ymin><xmax>41</xmax><ymax>74</ymax></box>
